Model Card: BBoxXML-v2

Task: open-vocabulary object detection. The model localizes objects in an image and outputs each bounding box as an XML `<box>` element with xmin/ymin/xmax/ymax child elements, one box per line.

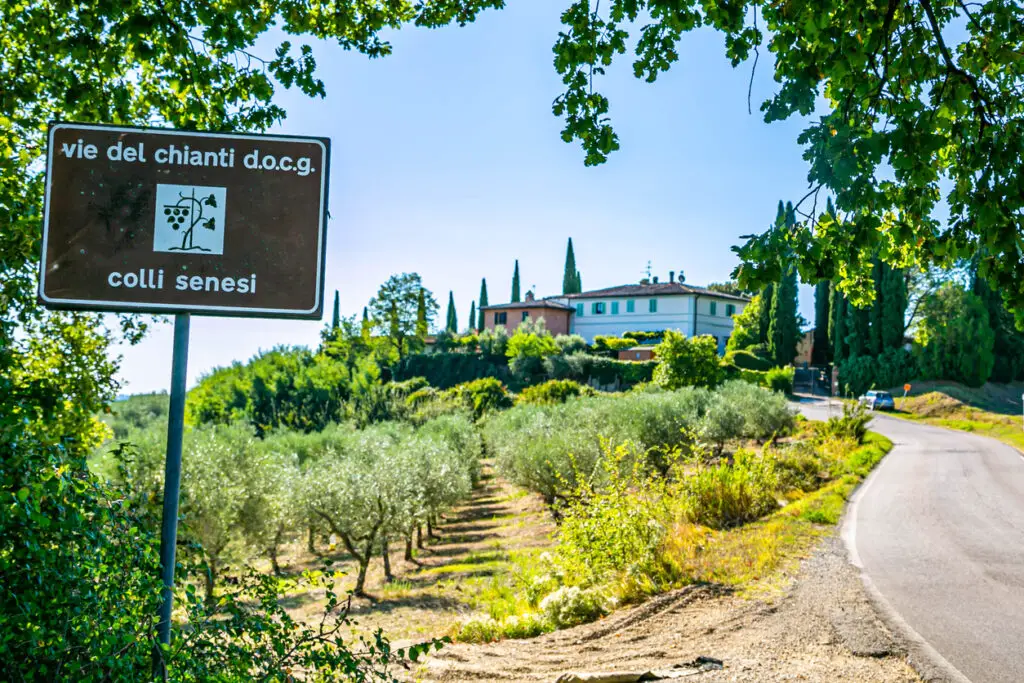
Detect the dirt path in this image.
<box><xmin>283</xmin><ymin>461</ymin><xmax>555</xmax><ymax>642</ymax></box>
<box><xmin>416</xmin><ymin>535</ymin><xmax>921</xmax><ymax>682</ymax></box>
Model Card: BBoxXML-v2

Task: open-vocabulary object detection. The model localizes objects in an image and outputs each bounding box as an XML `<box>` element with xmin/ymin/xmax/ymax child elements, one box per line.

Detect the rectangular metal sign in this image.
<box><xmin>39</xmin><ymin>122</ymin><xmax>330</xmax><ymax>319</ymax></box>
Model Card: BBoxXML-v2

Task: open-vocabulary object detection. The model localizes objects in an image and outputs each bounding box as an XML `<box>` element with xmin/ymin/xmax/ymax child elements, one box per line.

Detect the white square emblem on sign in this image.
<box><xmin>153</xmin><ymin>184</ymin><xmax>227</xmax><ymax>255</ymax></box>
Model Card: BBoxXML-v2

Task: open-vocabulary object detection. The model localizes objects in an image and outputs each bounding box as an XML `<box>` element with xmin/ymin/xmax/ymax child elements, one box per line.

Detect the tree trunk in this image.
<box><xmin>354</xmin><ymin>556</ymin><xmax>370</xmax><ymax>595</ymax></box>
<box><xmin>270</xmin><ymin>527</ymin><xmax>284</xmax><ymax>575</ymax></box>
<box><xmin>416</xmin><ymin>525</ymin><xmax>424</xmax><ymax>549</ymax></box>
<box><xmin>382</xmin><ymin>537</ymin><xmax>393</xmax><ymax>581</ymax></box>
<box><xmin>307</xmin><ymin>525</ymin><xmax>316</xmax><ymax>554</ymax></box>
<box><xmin>427</xmin><ymin>515</ymin><xmax>436</xmax><ymax>539</ymax></box>
<box><xmin>204</xmin><ymin>558</ymin><xmax>217</xmax><ymax>603</ymax></box>
<box><xmin>404</xmin><ymin>534</ymin><xmax>414</xmax><ymax>561</ymax></box>
<box><xmin>269</xmin><ymin>546</ymin><xmax>281</xmax><ymax>576</ymax></box>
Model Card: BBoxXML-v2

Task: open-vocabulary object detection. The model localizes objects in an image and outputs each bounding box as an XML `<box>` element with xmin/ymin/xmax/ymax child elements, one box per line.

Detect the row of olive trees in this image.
<box><xmin>121</xmin><ymin>413</ymin><xmax>480</xmax><ymax>597</ymax></box>
<box><xmin>485</xmin><ymin>382</ymin><xmax>795</xmax><ymax>506</ymax></box>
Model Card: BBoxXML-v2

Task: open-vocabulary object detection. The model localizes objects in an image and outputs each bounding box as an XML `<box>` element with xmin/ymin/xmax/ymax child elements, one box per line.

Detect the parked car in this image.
<box><xmin>858</xmin><ymin>390</ymin><xmax>895</xmax><ymax>411</ymax></box>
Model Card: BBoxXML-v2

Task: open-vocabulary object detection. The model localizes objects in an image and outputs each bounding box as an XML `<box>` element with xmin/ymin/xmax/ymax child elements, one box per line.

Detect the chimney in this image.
<box><xmin>653</xmin><ymin>276</ymin><xmax>659</xmax><ymax>284</ymax></box>
<box><xmin>669</xmin><ymin>270</ymin><xmax>675</xmax><ymax>283</ymax></box>
<box><xmin>525</xmin><ymin>290</ymin><xmax>535</xmax><ymax>302</ymax></box>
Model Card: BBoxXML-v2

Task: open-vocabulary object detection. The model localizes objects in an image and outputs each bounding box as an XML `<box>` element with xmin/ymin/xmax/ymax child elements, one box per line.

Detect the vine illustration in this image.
<box><xmin>162</xmin><ymin>188</ymin><xmax>218</xmax><ymax>252</ymax></box>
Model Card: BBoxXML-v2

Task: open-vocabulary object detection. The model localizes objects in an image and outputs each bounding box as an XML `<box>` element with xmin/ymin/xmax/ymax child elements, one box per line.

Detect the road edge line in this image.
<box><xmin>840</xmin><ymin>428</ymin><xmax>974</xmax><ymax>683</ymax></box>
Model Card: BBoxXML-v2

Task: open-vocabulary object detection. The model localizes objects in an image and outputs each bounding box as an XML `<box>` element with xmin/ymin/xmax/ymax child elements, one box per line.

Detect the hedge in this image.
<box><xmin>393</xmin><ymin>352</ymin><xmax>511</xmax><ymax>389</ymax></box>
<box><xmin>544</xmin><ymin>353</ymin><xmax>656</xmax><ymax>388</ymax></box>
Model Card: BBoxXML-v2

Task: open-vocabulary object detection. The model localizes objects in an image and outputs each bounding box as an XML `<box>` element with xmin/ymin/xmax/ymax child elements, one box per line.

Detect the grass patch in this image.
<box><xmin>892</xmin><ymin>392</ymin><xmax>1024</xmax><ymax>451</ymax></box>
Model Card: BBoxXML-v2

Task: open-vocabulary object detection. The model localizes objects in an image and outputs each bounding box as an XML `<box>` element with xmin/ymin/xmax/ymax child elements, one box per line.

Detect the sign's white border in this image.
<box><xmin>39</xmin><ymin>122</ymin><xmax>329</xmax><ymax>318</ymax></box>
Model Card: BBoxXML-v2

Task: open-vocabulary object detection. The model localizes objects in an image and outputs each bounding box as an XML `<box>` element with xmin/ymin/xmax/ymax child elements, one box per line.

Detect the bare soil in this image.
<box><xmin>415</xmin><ymin>535</ymin><xmax>921</xmax><ymax>683</ymax></box>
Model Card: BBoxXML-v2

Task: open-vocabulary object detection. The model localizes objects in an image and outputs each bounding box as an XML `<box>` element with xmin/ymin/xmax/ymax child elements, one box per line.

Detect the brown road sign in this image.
<box><xmin>39</xmin><ymin>122</ymin><xmax>330</xmax><ymax>319</ymax></box>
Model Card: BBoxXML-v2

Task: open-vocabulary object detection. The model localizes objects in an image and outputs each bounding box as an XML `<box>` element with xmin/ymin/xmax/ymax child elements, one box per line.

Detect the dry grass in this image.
<box><xmin>891</xmin><ymin>383</ymin><xmax>1024</xmax><ymax>451</ymax></box>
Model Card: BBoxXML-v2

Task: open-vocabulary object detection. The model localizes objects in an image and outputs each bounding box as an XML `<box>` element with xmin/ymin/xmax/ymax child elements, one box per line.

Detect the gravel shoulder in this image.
<box><xmin>417</xmin><ymin>532</ymin><xmax>921</xmax><ymax>682</ymax></box>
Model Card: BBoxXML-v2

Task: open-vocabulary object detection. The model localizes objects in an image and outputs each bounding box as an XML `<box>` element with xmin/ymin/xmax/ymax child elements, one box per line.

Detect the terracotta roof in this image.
<box><xmin>565</xmin><ymin>282</ymin><xmax>751</xmax><ymax>302</ymax></box>
<box><xmin>479</xmin><ymin>300</ymin><xmax>573</xmax><ymax>311</ymax></box>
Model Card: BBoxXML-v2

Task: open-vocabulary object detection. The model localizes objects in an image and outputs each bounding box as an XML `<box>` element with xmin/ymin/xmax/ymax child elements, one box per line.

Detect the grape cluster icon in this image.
<box><xmin>163</xmin><ymin>205</ymin><xmax>191</xmax><ymax>229</ymax></box>
<box><xmin>160</xmin><ymin>188</ymin><xmax>218</xmax><ymax>252</ymax></box>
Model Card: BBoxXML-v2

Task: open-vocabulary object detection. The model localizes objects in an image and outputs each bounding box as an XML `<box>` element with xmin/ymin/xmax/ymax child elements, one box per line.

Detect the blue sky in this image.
<box><xmin>115</xmin><ymin>0</ymin><xmax>819</xmax><ymax>394</ymax></box>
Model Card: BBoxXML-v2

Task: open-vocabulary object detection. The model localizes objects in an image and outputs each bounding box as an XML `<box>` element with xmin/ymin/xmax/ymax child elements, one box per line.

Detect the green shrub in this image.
<box><xmin>393</xmin><ymin>352</ymin><xmax>510</xmax><ymax>389</ymax></box>
<box><xmin>456</xmin><ymin>613</ymin><xmax>553</xmax><ymax>643</ymax></box>
<box><xmin>653</xmin><ymin>331</ymin><xmax>721</xmax><ymax>389</ymax></box>
<box><xmin>725</xmin><ymin>349</ymin><xmax>773</xmax><ymax>371</ymax></box>
<box><xmin>517</xmin><ymin>379</ymin><xmax>596</xmax><ymax>405</ymax></box>
<box><xmin>593</xmin><ymin>335</ymin><xmax>637</xmax><ymax>355</ymax></box>
<box><xmin>539</xmin><ymin>586</ymin><xmax>609</xmax><ymax>628</ymax></box>
<box><xmin>445</xmin><ymin>377</ymin><xmax>513</xmax><ymax>418</ymax></box>
<box><xmin>765</xmin><ymin>366</ymin><xmax>795</xmax><ymax>394</ymax></box>
<box><xmin>544</xmin><ymin>353</ymin><xmax>656</xmax><ymax>388</ymax></box>
<box><xmin>623</xmin><ymin>330</ymin><xmax>666</xmax><ymax>343</ymax></box>
<box><xmin>555</xmin><ymin>443</ymin><xmax>669</xmax><ymax>586</ymax></box>
<box><xmin>554</xmin><ymin>334</ymin><xmax>589</xmax><ymax>355</ymax></box>
<box><xmin>816</xmin><ymin>402</ymin><xmax>871</xmax><ymax>443</ymax></box>
<box><xmin>680</xmin><ymin>451</ymin><xmax>780</xmax><ymax>528</ymax></box>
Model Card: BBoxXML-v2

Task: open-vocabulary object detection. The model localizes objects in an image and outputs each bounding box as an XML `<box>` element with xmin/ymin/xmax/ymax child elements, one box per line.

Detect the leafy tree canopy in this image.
<box><xmin>548</xmin><ymin>0</ymin><xmax>1024</xmax><ymax>311</ymax></box>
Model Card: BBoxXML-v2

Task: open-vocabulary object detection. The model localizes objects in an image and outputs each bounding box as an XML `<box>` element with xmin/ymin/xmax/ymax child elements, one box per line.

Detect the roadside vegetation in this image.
<box><xmin>885</xmin><ymin>381</ymin><xmax>1024</xmax><ymax>452</ymax></box>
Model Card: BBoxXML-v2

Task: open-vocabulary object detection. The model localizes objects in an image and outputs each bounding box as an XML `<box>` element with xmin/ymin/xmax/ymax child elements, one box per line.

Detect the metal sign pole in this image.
<box><xmin>155</xmin><ymin>313</ymin><xmax>191</xmax><ymax>661</ymax></box>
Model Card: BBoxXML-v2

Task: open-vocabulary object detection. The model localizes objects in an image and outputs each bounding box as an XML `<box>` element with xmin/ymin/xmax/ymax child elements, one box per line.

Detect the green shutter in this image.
<box><xmin>649</xmin><ymin>299</ymin><xmax>657</xmax><ymax>313</ymax></box>
<box><xmin>710</xmin><ymin>301</ymin><xmax>717</xmax><ymax>316</ymax></box>
<box><xmin>611</xmin><ymin>301</ymin><xmax>619</xmax><ymax>314</ymax></box>
<box><xmin>626</xmin><ymin>300</ymin><xmax>635</xmax><ymax>313</ymax></box>
<box><xmin>576</xmin><ymin>303</ymin><xmax>584</xmax><ymax>316</ymax></box>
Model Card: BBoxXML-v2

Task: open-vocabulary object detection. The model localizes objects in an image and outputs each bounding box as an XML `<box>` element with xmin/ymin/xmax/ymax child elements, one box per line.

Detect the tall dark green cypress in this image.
<box><xmin>563</xmin><ymin>238</ymin><xmax>581</xmax><ymax>294</ymax></box>
<box><xmin>768</xmin><ymin>263</ymin><xmax>800</xmax><ymax>366</ymax></box>
<box><xmin>869</xmin><ymin>258</ymin><xmax>885</xmax><ymax>356</ymax></box>
<box><xmin>973</xmin><ymin>267</ymin><xmax>1024</xmax><ymax>382</ymax></box>
<box><xmin>576</xmin><ymin>270</ymin><xmax>582</xmax><ymax>292</ymax></box>
<box><xmin>445</xmin><ymin>291</ymin><xmax>457</xmax><ymax>332</ymax></box>
<box><xmin>758</xmin><ymin>283</ymin><xmax>774</xmax><ymax>345</ymax></box>
<box><xmin>415</xmin><ymin>290</ymin><xmax>427</xmax><ymax>338</ymax></box>
<box><xmin>813</xmin><ymin>281</ymin><xmax>831</xmax><ymax>364</ymax></box>
<box><xmin>478</xmin><ymin>278</ymin><xmax>489</xmax><ymax>332</ymax></box>
<box><xmin>830</xmin><ymin>283</ymin><xmax>847</xmax><ymax>363</ymax></box>
<box><xmin>844</xmin><ymin>299</ymin><xmax>870</xmax><ymax>357</ymax></box>
<box><xmin>468</xmin><ymin>300</ymin><xmax>476</xmax><ymax>332</ymax></box>
<box><xmin>880</xmin><ymin>265</ymin><xmax>908</xmax><ymax>351</ymax></box>
<box><xmin>511</xmin><ymin>260</ymin><xmax>521</xmax><ymax>303</ymax></box>
<box><xmin>331</xmin><ymin>290</ymin><xmax>341</xmax><ymax>330</ymax></box>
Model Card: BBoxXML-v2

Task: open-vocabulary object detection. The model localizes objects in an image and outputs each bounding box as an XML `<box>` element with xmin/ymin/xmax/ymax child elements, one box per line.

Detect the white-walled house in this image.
<box><xmin>558</xmin><ymin>283</ymin><xmax>748</xmax><ymax>353</ymax></box>
<box><xmin>480</xmin><ymin>282</ymin><xmax>751</xmax><ymax>355</ymax></box>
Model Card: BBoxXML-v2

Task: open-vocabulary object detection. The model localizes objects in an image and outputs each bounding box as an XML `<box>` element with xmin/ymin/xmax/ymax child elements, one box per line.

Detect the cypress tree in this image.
<box><xmin>331</xmin><ymin>290</ymin><xmax>341</xmax><ymax>330</ymax></box>
<box><xmin>511</xmin><ymin>260</ymin><xmax>521</xmax><ymax>303</ymax></box>
<box><xmin>972</xmin><ymin>267</ymin><xmax>1024</xmax><ymax>382</ymax></box>
<box><xmin>869</xmin><ymin>258</ymin><xmax>885</xmax><ymax>356</ymax></box>
<box><xmin>563</xmin><ymin>238</ymin><xmax>581</xmax><ymax>294</ymax></box>
<box><xmin>478</xmin><ymin>278</ymin><xmax>489</xmax><ymax>332</ymax></box>
<box><xmin>415</xmin><ymin>289</ymin><xmax>427</xmax><ymax>338</ymax></box>
<box><xmin>813</xmin><ymin>281</ymin><xmax>831</xmax><ymax>364</ymax></box>
<box><xmin>576</xmin><ymin>270</ymin><xmax>582</xmax><ymax>292</ymax></box>
<box><xmin>445</xmin><ymin>291</ymin><xmax>457</xmax><ymax>332</ymax></box>
<box><xmin>844</xmin><ymin>299</ymin><xmax>870</xmax><ymax>357</ymax></box>
<box><xmin>830</xmin><ymin>283</ymin><xmax>847</xmax><ymax>363</ymax></box>
<box><xmin>768</xmin><ymin>262</ymin><xmax>800</xmax><ymax>366</ymax></box>
<box><xmin>881</xmin><ymin>265</ymin><xmax>908</xmax><ymax>351</ymax></box>
<box><xmin>758</xmin><ymin>283</ymin><xmax>775</xmax><ymax>345</ymax></box>
<box><xmin>468</xmin><ymin>300</ymin><xmax>476</xmax><ymax>332</ymax></box>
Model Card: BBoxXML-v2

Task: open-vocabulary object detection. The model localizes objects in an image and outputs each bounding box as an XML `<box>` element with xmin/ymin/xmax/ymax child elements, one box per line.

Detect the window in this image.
<box><xmin>626</xmin><ymin>300</ymin><xmax>635</xmax><ymax>313</ymax></box>
<box><xmin>709</xmin><ymin>301</ymin><xmax>717</xmax><ymax>316</ymax></box>
<box><xmin>592</xmin><ymin>302</ymin><xmax>606</xmax><ymax>315</ymax></box>
<box><xmin>575</xmin><ymin>303</ymin><xmax>584</xmax><ymax>316</ymax></box>
<box><xmin>611</xmin><ymin>301</ymin><xmax>619</xmax><ymax>315</ymax></box>
<box><xmin>635</xmin><ymin>351</ymin><xmax>642</xmax><ymax>360</ymax></box>
<box><xmin>522</xmin><ymin>311</ymin><xmax>530</xmax><ymax>322</ymax></box>
<box><xmin>726</xmin><ymin>303</ymin><xmax>736</xmax><ymax>317</ymax></box>
<box><xmin>648</xmin><ymin>299</ymin><xmax>657</xmax><ymax>313</ymax></box>
<box><xmin>495</xmin><ymin>312</ymin><xmax>508</xmax><ymax>324</ymax></box>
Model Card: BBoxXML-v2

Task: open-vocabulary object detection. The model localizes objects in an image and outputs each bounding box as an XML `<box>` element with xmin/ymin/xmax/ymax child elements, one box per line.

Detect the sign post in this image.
<box><xmin>39</xmin><ymin>122</ymin><xmax>330</xmax><ymax>666</ymax></box>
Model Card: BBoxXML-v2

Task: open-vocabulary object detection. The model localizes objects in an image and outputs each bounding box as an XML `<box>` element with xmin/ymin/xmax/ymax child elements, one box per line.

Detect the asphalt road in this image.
<box><xmin>799</xmin><ymin>399</ymin><xmax>1024</xmax><ymax>683</ymax></box>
